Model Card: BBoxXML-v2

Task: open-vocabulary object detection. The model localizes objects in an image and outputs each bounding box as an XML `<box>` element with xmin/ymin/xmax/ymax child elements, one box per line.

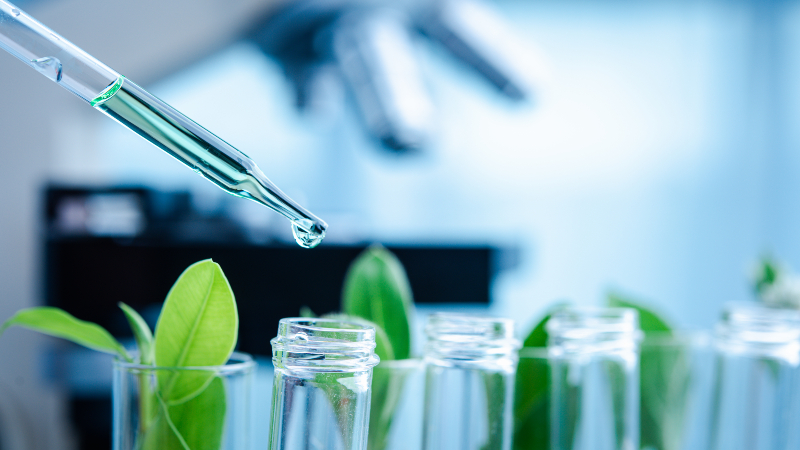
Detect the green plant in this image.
<box><xmin>513</xmin><ymin>305</ymin><xmax>563</xmax><ymax>450</ymax></box>
<box><xmin>0</xmin><ymin>259</ymin><xmax>238</xmax><ymax>450</ymax></box>
<box><xmin>343</xmin><ymin>245</ymin><xmax>415</xmax><ymax>450</ymax></box>
<box><xmin>752</xmin><ymin>256</ymin><xmax>800</xmax><ymax>309</ymax></box>
<box><xmin>753</xmin><ymin>256</ymin><xmax>780</xmax><ymax>297</ymax></box>
<box><xmin>341</xmin><ymin>244</ymin><xmax>414</xmax><ymax>361</ymax></box>
<box><xmin>513</xmin><ymin>296</ymin><xmax>687</xmax><ymax>450</ymax></box>
<box><xmin>608</xmin><ymin>294</ymin><xmax>689</xmax><ymax>450</ymax></box>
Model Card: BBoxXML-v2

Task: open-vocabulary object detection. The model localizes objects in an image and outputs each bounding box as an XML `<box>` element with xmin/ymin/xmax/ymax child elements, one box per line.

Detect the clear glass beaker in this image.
<box><xmin>709</xmin><ymin>303</ymin><xmax>800</xmax><ymax>450</ymax></box>
<box><xmin>269</xmin><ymin>318</ymin><xmax>380</xmax><ymax>450</ymax></box>
<box><xmin>112</xmin><ymin>352</ymin><xmax>256</xmax><ymax>450</ymax></box>
<box><xmin>422</xmin><ymin>313</ymin><xmax>520</xmax><ymax>450</ymax></box>
<box><xmin>547</xmin><ymin>307</ymin><xmax>641</xmax><ymax>450</ymax></box>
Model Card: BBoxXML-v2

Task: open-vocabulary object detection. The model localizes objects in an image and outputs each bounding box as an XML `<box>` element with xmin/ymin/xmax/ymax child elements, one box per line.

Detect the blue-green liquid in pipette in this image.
<box><xmin>91</xmin><ymin>77</ymin><xmax>325</xmax><ymax>248</ymax></box>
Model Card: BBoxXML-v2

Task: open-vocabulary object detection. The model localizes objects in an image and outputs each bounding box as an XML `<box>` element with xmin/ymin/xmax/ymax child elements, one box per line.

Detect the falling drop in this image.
<box><xmin>31</xmin><ymin>56</ymin><xmax>63</xmax><ymax>82</ymax></box>
<box><xmin>292</xmin><ymin>219</ymin><xmax>325</xmax><ymax>249</ymax></box>
<box><xmin>11</xmin><ymin>8</ymin><xmax>20</xmax><ymax>16</ymax></box>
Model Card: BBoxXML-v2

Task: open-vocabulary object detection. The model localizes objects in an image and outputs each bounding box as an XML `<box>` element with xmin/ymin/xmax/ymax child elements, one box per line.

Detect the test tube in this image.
<box><xmin>269</xmin><ymin>318</ymin><xmax>380</xmax><ymax>450</ymax></box>
<box><xmin>547</xmin><ymin>307</ymin><xmax>641</xmax><ymax>450</ymax></box>
<box><xmin>422</xmin><ymin>313</ymin><xmax>520</xmax><ymax>450</ymax></box>
<box><xmin>0</xmin><ymin>0</ymin><xmax>327</xmax><ymax>247</ymax></box>
<box><xmin>710</xmin><ymin>303</ymin><xmax>800</xmax><ymax>450</ymax></box>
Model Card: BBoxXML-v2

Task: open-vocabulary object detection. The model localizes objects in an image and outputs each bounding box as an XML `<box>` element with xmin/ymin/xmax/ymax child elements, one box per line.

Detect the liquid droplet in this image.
<box><xmin>31</xmin><ymin>56</ymin><xmax>63</xmax><ymax>82</ymax></box>
<box><xmin>11</xmin><ymin>8</ymin><xmax>20</xmax><ymax>16</ymax></box>
<box><xmin>292</xmin><ymin>220</ymin><xmax>325</xmax><ymax>249</ymax></box>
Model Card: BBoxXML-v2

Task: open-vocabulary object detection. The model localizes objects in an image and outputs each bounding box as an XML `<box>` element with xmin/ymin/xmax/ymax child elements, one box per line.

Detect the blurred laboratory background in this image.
<box><xmin>2</xmin><ymin>0</ymin><xmax>800</xmax><ymax>448</ymax></box>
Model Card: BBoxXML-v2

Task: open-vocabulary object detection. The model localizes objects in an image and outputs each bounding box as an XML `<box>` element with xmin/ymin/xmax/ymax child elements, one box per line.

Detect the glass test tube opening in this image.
<box><xmin>269</xmin><ymin>318</ymin><xmax>380</xmax><ymax>450</ymax></box>
<box><xmin>715</xmin><ymin>302</ymin><xmax>800</xmax><ymax>362</ymax></box>
<box><xmin>423</xmin><ymin>313</ymin><xmax>520</xmax><ymax>450</ymax></box>
<box><xmin>547</xmin><ymin>307</ymin><xmax>642</xmax><ymax>450</ymax></box>
<box><xmin>710</xmin><ymin>303</ymin><xmax>800</xmax><ymax>450</ymax></box>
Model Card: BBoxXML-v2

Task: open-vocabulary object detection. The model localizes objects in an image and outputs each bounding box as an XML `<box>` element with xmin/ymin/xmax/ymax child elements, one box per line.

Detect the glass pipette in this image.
<box><xmin>0</xmin><ymin>0</ymin><xmax>327</xmax><ymax>248</ymax></box>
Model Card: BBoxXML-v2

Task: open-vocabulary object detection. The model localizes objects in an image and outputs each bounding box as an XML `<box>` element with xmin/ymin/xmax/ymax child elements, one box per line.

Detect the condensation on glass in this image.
<box><xmin>269</xmin><ymin>318</ymin><xmax>380</xmax><ymax>450</ymax></box>
<box><xmin>422</xmin><ymin>313</ymin><xmax>520</xmax><ymax>450</ymax></box>
<box><xmin>710</xmin><ymin>303</ymin><xmax>800</xmax><ymax>450</ymax></box>
<box><xmin>547</xmin><ymin>307</ymin><xmax>641</xmax><ymax>450</ymax></box>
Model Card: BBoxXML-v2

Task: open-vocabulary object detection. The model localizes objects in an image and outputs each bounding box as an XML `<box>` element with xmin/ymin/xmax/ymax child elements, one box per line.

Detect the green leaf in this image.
<box><xmin>168</xmin><ymin>377</ymin><xmax>226</xmax><ymax>450</ymax></box>
<box><xmin>367</xmin><ymin>362</ymin><xmax>413</xmax><ymax>450</ymax></box>
<box><xmin>514</xmin><ymin>303</ymin><xmax>569</xmax><ymax>431</ymax></box>
<box><xmin>513</xmin><ymin>309</ymin><xmax>557</xmax><ymax>450</ymax></box>
<box><xmin>608</xmin><ymin>294</ymin><xmax>671</xmax><ymax>333</ymax></box>
<box><xmin>154</xmin><ymin>259</ymin><xmax>238</xmax><ymax>405</ymax></box>
<box><xmin>550</xmin><ymin>361</ymin><xmax>581</xmax><ymax>450</ymax></box>
<box><xmin>299</xmin><ymin>306</ymin><xmax>316</xmax><ymax>318</ymax></box>
<box><xmin>322</xmin><ymin>313</ymin><xmax>395</xmax><ymax>361</ymax></box>
<box><xmin>142</xmin><ymin>376</ymin><xmax>226</xmax><ymax>450</ymax></box>
<box><xmin>340</xmin><ymin>245</ymin><xmax>417</xmax><ymax>450</ymax></box>
<box><xmin>753</xmin><ymin>257</ymin><xmax>781</xmax><ymax>297</ymax></box>
<box><xmin>639</xmin><ymin>340</ymin><xmax>691</xmax><ymax>450</ymax></box>
<box><xmin>481</xmin><ymin>371</ymin><xmax>510</xmax><ymax>450</ymax></box>
<box><xmin>522</xmin><ymin>310</ymin><xmax>551</xmax><ymax>347</ymax></box>
<box><xmin>342</xmin><ymin>245</ymin><xmax>414</xmax><ymax>360</ymax></box>
<box><xmin>0</xmin><ymin>307</ymin><xmax>129</xmax><ymax>360</ymax></box>
<box><xmin>311</xmin><ymin>370</ymin><xmax>373</xmax><ymax>449</ymax></box>
<box><xmin>607</xmin><ymin>293</ymin><xmax>689</xmax><ymax>450</ymax></box>
<box><xmin>606</xmin><ymin>360</ymin><xmax>628</xmax><ymax>448</ymax></box>
<box><xmin>317</xmin><ymin>313</ymin><xmax>399</xmax><ymax>450</ymax></box>
<box><xmin>119</xmin><ymin>302</ymin><xmax>154</xmax><ymax>365</ymax></box>
<box><xmin>513</xmin><ymin>393</ymin><xmax>548</xmax><ymax>450</ymax></box>
<box><xmin>118</xmin><ymin>303</ymin><xmax>158</xmax><ymax>434</ymax></box>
